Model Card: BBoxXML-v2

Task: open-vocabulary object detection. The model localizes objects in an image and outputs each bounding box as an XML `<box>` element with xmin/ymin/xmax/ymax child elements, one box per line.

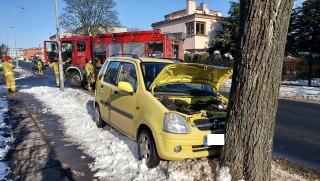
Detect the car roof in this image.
<box><xmin>108</xmin><ymin>54</ymin><xmax>176</xmax><ymax>63</ymax></box>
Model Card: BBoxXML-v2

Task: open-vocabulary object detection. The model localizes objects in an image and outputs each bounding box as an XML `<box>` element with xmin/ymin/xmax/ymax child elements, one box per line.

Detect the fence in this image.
<box><xmin>210</xmin><ymin>60</ymin><xmax>320</xmax><ymax>87</ymax></box>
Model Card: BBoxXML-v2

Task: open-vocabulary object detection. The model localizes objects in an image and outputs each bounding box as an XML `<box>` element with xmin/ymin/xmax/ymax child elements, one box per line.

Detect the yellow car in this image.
<box><xmin>93</xmin><ymin>55</ymin><xmax>233</xmax><ymax>168</ymax></box>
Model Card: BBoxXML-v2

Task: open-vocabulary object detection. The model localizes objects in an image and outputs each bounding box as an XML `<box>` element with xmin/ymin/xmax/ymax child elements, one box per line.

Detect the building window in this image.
<box><xmin>196</xmin><ymin>21</ymin><xmax>206</xmax><ymax>35</ymax></box>
<box><xmin>186</xmin><ymin>22</ymin><xmax>194</xmax><ymax>35</ymax></box>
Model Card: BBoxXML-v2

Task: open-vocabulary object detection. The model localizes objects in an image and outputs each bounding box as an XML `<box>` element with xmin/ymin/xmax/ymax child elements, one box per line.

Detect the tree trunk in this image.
<box><xmin>219</xmin><ymin>0</ymin><xmax>294</xmax><ymax>180</ymax></box>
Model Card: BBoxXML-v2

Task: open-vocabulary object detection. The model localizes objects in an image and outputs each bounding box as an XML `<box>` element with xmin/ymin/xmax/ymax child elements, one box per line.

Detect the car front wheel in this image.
<box><xmin>138</xmin><ymin>129</ymin><xmax>160</xmax><ymax>168</ymax></box>
<box><xmin>94</xmin><ymin>105</ymin><xmax>105</xmax><ymax>128</ymax></box>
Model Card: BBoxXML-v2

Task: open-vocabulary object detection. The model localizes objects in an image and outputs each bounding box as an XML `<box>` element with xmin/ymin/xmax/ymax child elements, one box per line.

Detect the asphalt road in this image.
<box><xmin>219</xmin><ymin>91</ymin><xmax>320</xmax><ymax>171</ymax></box>
<box><xmin>274</xmin><ymin>99</ymin><xmax>320</xmax><ymax>170</ymax></box>
<box><xmin>14</xmin><ymin>60</ymin><xmax>320</xmax><ymax>171</ymax></box>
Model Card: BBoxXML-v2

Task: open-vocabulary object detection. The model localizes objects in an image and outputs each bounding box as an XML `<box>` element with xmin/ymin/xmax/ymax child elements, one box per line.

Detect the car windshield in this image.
<box><xmin>154</xmin><ymin>83</ymin><xmax>216</xmax><ymax>96</ymax></box>
<box><xmin>141</xmin><ymin>62</ymin><xmax>172</xmax><ymax>89</ymax></box>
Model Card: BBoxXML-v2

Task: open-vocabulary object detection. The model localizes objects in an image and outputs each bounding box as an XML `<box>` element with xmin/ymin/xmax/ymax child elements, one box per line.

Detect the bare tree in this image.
<box><xmin>60</xmin><ymin>0</ymin><xmax>120</xmax><ymax>36</ymax></box>
<box><xmin>219</xmin><ymin>0</ymin><xmax>294</xmax><ymax>180</ymax></box>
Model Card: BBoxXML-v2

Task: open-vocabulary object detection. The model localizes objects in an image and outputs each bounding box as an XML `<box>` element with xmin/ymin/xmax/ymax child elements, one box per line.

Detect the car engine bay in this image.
<box><xmin>157</xmin><ymin>95</ymin><xmax>227</xmax><ymax>115</ymax></box>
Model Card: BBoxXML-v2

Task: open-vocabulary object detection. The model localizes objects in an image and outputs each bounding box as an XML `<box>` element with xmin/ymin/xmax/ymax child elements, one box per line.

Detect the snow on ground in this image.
<box><xmin>0</xmin><ymin>68</ymin><xmax>320</xmax><ymax>180</ymax></box>
<box><xmin>223</xmin><ymin>79</ymin><xmax>320</xmax><ymax>102</ymax></box>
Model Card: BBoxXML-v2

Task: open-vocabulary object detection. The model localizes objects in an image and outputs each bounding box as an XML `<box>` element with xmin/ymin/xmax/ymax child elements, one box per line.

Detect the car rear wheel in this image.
<box><xmin>69</xmin><ymin>71</ymin><xmax>81</xmax><ymax>87</ymax></box>
<box><xmin>138</xmin><ymin>129</ymin><xmax>160</xmax><ymax>168</ymax></box>
<box><xmin>94</xmin><ymin>105</ymin><xmax>105</xmax><ymax>128</ymax></box>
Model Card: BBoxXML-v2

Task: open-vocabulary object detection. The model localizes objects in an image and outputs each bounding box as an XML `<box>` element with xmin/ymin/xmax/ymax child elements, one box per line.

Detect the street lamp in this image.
<box><xmin>12</xmin><ymin>6</ymin><xmax>25</xmax><ymax>68</ymax></box>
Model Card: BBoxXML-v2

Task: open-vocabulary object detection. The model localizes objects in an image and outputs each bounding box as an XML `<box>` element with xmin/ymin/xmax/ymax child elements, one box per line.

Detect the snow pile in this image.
<box><xmin>20</xmin><ymin>87</ymin><xmax>209</xmax><ymax>180</ymax></box>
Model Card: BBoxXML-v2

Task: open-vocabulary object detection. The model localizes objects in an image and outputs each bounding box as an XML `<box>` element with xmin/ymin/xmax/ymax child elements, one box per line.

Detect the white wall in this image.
<box><xmin>155</xmin><ymin>17</ymin><xmax>222</xmax><ymax>51</ymax></box>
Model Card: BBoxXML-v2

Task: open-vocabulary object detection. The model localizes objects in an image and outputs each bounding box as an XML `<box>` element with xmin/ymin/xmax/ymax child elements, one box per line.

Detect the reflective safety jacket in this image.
<box><xmin>85</xmin><ymin>62</ymin><xmax>94</xmax><ymax>76</ymax></box>
<box><xmin>49</xmin><ymin>60</ymin><xmax>70</xmax><ymax>74</ymax></box>
<box><xmin>2</xmin><ymin>61</ymin><xmax>15</xmax><ymax>77</ymax></box>
<box><xmin>37</xmin><ymin>60</ymin><xmax>43</xmax><ymax>69</ymax></box>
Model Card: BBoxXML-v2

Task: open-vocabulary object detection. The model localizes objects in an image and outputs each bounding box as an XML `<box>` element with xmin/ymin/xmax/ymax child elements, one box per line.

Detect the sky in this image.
<box><xmin>0</xmin><ymin>0</ymin><xmax>305</xmax><ymax>50</ymax></box>
<box><xmin>0</xmin><ymin>68</ymin><xmax>319</xmax><ymax>180</ymax></box>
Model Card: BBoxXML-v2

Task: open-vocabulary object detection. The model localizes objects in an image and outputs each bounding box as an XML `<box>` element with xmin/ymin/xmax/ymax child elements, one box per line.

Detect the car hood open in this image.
<box><xmin>149</xmin><ymin>63</ymin><xmax>233</xmax><ymax>93</ymax></box>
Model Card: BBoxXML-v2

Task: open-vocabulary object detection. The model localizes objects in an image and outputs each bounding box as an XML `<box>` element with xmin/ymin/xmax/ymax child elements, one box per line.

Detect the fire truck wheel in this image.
<box><xmin>69</xmin><ymin>71</ymin><xmax>81</xmax><ymax>87</ymax></box>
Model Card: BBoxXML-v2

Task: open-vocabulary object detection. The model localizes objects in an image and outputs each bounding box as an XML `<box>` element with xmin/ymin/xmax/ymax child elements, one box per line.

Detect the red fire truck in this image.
<box><xmin>43</xmin><ymin>29</ymin><xmax>185</xmax><ymax>87</ymax></box>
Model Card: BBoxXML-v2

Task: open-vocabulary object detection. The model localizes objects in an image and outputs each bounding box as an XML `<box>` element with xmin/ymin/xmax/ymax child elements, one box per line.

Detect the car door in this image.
<box><xmin>109</xmin><ymin>62</ymin><xmax>138</xmax><ymax>138</ymax></box>
<box><xmin>96</xmin><ymin>61</ymin><xmax>121</xmax><ymax>123</ymax></box>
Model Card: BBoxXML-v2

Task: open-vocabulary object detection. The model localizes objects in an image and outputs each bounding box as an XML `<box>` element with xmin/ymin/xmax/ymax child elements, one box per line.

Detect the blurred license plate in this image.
<box><xmin>204</xmin><ymin>134</ymin><xmax>225</xmax><ymax>146</ymax></box>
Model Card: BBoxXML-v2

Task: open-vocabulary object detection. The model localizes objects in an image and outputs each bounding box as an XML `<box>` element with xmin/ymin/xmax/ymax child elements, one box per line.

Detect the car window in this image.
<box><xmin>97</xmin><ymin>61</ymin><xmax>109</xmax><ymax>80</ymax></box>
<box><xmin>119</xmin><ymin>63</ymin><xmax>137</xmax><ymax>92</ymax></box>
<box><xmin>103</xmin><ymin>61</ymin><xmax>120</xmax><ymax>85</ymax></box>
<box><xmin>141</xmin><ymin>62</ymin><xmax>171</xmax><ymax>89</ymax></box>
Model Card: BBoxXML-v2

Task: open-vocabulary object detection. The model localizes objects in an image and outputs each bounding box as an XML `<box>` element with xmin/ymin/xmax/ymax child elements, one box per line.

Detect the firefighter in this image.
<box><xmin>49</xmin><ymin>57</ymin><xmax>70</xmax><ymax>87</ymax></box>
<box><xmin>37</xmin><ymin>57</ymin><xmax>44</xmax><ymax>76</ymax></box>
<box><xmin>85</xmin><ymin>59</ymin><xmax>94</xmax><ymax>92</ymax></box>
<box><xmin>2</xmin><ymin>55</ymin><xmax>16</xmax><ymax>92</ymax></box>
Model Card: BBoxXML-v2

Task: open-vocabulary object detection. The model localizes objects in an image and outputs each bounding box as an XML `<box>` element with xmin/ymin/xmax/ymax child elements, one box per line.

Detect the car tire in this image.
<box><xmin>94</xmin><ymin>105</ymin><xmax>106</xmax><ymax>128</ymax></box>
<box><xmin>69</xmin><ymin>71</ymin><xmax>81</xmax><ymax>87</ymax></box>
<box><xmin>138</xmin><ymin>129</ymin><xmax>160</xmax><ymax>168</ymax></box>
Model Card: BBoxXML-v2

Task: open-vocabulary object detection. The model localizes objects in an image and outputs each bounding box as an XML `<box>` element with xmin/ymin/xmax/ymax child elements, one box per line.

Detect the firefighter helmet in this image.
<box><xmin>54</xmin><ymin>55</ymin><xmax>58</xmax><ymax>61</ymax></box>
<box><xmin>3</xmin><ymin>55</ymin><xmax>11</xmax><ymax>61</ymax></box>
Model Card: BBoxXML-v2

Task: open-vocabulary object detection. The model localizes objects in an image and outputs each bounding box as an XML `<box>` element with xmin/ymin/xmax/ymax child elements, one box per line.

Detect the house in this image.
<box><xmin>151</xmin><ymin>0</ymin><xmax>223</xmax><ymax>53</ymax></box>
<box><xmin>20</xmin><ymin>48</ymin><xmax>43</xmax><ymax>60</ymax></box>
<box><xmin>49</xmin><ymin>31</ymin><xmax>73</xmax><ymax>41</ymax></box>
<box><xmin>7</xmin><ymin>48</ymin><xmax>21</xmax><ymax>60</ymax></box>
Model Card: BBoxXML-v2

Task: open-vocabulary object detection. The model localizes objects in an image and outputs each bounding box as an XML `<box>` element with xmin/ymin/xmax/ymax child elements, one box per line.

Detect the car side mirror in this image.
<box><xmin>118</xmin><ymin>81</ymin><xmax>134</xmax><ymax>93</ymax></box>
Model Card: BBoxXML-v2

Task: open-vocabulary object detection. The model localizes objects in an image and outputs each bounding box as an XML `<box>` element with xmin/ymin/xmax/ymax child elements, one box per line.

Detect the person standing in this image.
<box><xmin>2</xmin><ymin>56</ymin><xmax>16</xmax><ymax>92</ymax></box>
<box><xmin>84</xmin><ymin>59</ymin><xmax>94</xmax><ymax>92</ymax></box>
<box><xmin>37</xmin><ymin>57</ymin><xmax>44</xmax><ymax>76</ymax></box>
<box><xmin>49</xmin><ymin>57</ymin><xmax>70</xmax><ymax>87</ymax></box>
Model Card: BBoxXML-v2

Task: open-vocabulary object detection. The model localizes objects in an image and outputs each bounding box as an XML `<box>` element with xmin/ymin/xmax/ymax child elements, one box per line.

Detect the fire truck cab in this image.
<box><xmin>44</xmin><ymin>30</ymin><xmax>185</xmax><ymax>87</ymax></box>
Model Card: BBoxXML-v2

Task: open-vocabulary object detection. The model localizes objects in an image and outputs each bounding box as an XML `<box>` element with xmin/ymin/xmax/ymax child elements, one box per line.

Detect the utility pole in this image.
<box><xmin>5</xmin><ymin>35</ymin><xmax>8</xmax><ymax>55</ymax></box>
<box><xmin>54</xmin><ymin>0</ymin><xmax>64</xmax><ymax>91</ymax></box>
<box><xmin>12</xmin><ymin>6</ymin><xmax>25</xmax><ymax>67</ymax></box>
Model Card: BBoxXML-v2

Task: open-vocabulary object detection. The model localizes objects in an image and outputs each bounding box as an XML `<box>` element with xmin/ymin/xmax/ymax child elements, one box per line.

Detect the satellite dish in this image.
<box><xmin>204</xmin><ymin>8</ymin><xmax>209</xmax><ymax>14</ymax></box>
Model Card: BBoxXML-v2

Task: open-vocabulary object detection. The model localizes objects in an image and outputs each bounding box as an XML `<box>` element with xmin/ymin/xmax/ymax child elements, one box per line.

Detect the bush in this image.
<box><xmin>184</xmin><ymin>53</ymin><xmax>192</xmax><ymax>62</ymax></box>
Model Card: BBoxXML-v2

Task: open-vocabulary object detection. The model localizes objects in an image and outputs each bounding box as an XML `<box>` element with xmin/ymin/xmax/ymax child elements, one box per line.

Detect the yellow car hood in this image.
<box><xmin>150</xmin><ymin>63</ymin><xmax>233</xmax><ymax>92</ymax></box>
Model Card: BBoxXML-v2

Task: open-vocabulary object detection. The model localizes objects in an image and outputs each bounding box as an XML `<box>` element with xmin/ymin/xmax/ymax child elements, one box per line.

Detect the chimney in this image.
<box><xmin>186</xmin><ymin>0</ymin><xmax>196</xmax><ymax>15</ymax></box>
<box><xmin>200</xmin><ymin>3</ymin><xmax>207</xmax><ymax>11</ymax></box>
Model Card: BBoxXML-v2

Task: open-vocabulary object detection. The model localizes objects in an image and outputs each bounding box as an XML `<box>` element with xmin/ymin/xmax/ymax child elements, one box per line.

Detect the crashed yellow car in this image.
<box><xmin>93</xmin><ymin>55</ymin><xmax>233</xmax><ymax>168</ymax></box>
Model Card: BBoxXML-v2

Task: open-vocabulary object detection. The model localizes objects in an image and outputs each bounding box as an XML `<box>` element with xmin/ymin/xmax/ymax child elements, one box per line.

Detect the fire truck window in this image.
<box><xmin>46</xmin><ymin>42</ymin><xmax>58</xmax><ymax>53</ymax></box>
<box><xmin>93</xmin><ymin>44</ymin><xmax>106</xmax><ymax>67</ymax></box>
<box><xmin>103</xmin><ymin>61</ymin><xmax>120</xmax><ymax>85</ymax></box>
<box><xmin>77</xmin><ymin>42</ymin><xmax>86</xmax><ymax>51</ymax></box>
<box><xmin>123</xmin><ymin>43</ymin><xmax>144</xmax><ymax>57</ymax></box>
<box><xmin>119</xmin><ymin>63</ymin><xmax>137</xmax><ymax>91</ymax></box>
<box><xmin>62</xmin><ymin>42</ymin><xmax>74</xmax><ymax>52</ymax></box>
<box><xmin>108</xmin><ymin>44</ymin><xmax>121</xmax><ymax>56</ymax></box>
<box><xmin>61</xmin><ymin>42</ymin><xmax>74</xmax><ymax>61</ymax></box>
<box><xmin>147</xmin><ymin>42</ymin><xmax>164</xmax><ymax>58</ymax></box>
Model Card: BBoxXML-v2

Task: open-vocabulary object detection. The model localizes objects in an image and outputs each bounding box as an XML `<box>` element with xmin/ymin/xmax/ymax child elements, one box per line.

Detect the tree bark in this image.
<box><xmin>219</xmin><ymin>0</ymin><xmax>294</xmax><ymax>180</ymax></box>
